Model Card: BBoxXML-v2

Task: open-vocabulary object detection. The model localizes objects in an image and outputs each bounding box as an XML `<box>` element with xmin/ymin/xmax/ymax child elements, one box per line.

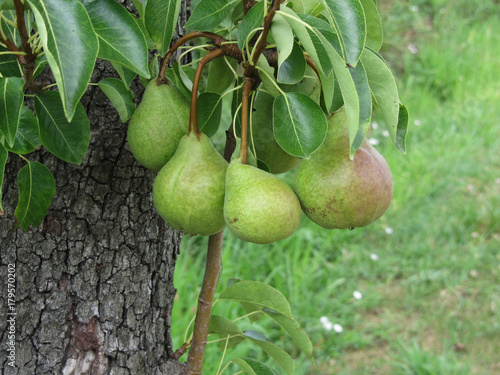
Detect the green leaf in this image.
<box><xmin>184</xmin><ymin>0</ymin><xmax>239</xmax><ymax>31</ymax></box>
<box><xmin>14</xmin><ymin>161</ymin><xmax>55</xmax><ymax>231</ymax></box>
<box><xmin>205</xmin><ymin>57</ymin><xmax>237</xmax><ymax>94</ymax></box>
<box><xmin>34</xmin><ymin>91</ymin><xmax>91</xmax><ymax>164</ymax></box>
<box><xmin>0</xmin><ymin>46</ymin><xmax>22</xmax><ymax>77</ymax></box>
<box><xmin>208</xmin><ymin>315</ymin><xmax>245</xmax><ymax>348</ymax></box>
<box><xmin>145</xmin><ymin>0</ymin><xmax>183</xmax><ymax>56</ymax></box>
<box><xmin>82</xmin><ymin>0</ymin><xmax>150</xmax><ymax>78</ymax></box>
<box><xmin>290</xmin><ymin>0</ymin><xmax>324</xmax><ymax>15</ymax></box>
<box><xmin>0</xmin><ymin>0</ymin><xmax>15</xmax><ymax>10</ymax></box>
<box><xmin>112</xmin><ymin>62</ymin><xmax>137</xmax><ymax>88</ymax></box>
<box><xmin>0</xmin><ymin>142</ymin><xmax>7</xmax><ymax>214</ymax></box>
<box><xmin>243</xmin><ymin>330</ymin><xmax>294</xmax><ymax>375</ymax></box>
<box><xmin>360</xmin><ymin>0</ymin><xmax>383</xmax><ymax>51</ymax></box>
<box><xmin>218</xmin><ymin>280</ymin><xmax>292</xmax><ymax>318</ymax></box>
<box><xmin>320</xmin><ymin>0</ymin><xmax>366</xmax><ymax>66</ymax></box>
<box><xmin>256</xmin><ymin>55</ymin><xmax>280</xmax><ymax>98</ymax></box>
<box><xmin>319</xmin><ymin>30</ymin><xmax>371</xmax><ymax>156</ymax></box>
<box><xmin>4</xmin><ymin>106</ymin><xmax>41</xmax><ymax>155</ymax></box>
<box><xmin>396</xmin><ymin>104</ymin><xmax>409</xmax><ymax>153</ymax></box>
<box><xmin>271</xmin><ymin>14</ymin><xmax>294</xmax><ymax>81</ymax></box>
<box><xmin>277</xmin><ymin>39</ymin><xmax>306</xmax><ymax>85</ymax></box>
<box><xmin>263</xmin><ymin>308</ymin><xmax>315</xmax><ymax>364</ymax></box>
<box><xmin>0</xmin><ymin>77</ymin><xmax>24</xmax><ymax>148</ymax></box>
<box><xmin>131</xmin><ymin>0</ymin><xmax>145</xmax><ymax>18</ymax></box>
<box><xmin>279</xmin><ymin>7</ymin><xmax>332</xmax><ymax>78</ymax></box>
<box><xmin>98</xmin><ymin>78</ymin><xmax>136</xmax><ymax>123</ymax></box>
<box><xmin>273</xmin><ymin>92</ymin><xmax>328</xmax><ymax>158</ymax></box>
<box><xmin>231</xmin><ymin>77</ymin><xmax>244</xmax><ymax>135</ymax></box>
<box><xmin>33</xmin><ymin>55</ymin><xmax>49</xmax><ymax>79</ymax></box>
<box><xmin>233</xmin><ymin>358</ymin><xmax>280</xmax><ymax>375</ymax></box>
<box><xmin>349</xmin><ymin>62</ymin><xmax>372</xmax><ymax>155</ymax></box>
<box><xmin>361</xmin><ymin>47</ymin><xmax>400</xmax><ymax>146</ymax></box>
<box><xmin>0</xmin><ymin>10</ymin><xmax>20</xmax><ymax>45</ymax></box>
<box><xmin>197</xmin><ymin>92</ymin><xmax>222</xmax><ymax>137</ymax></box>
<box><xmin>237</xmin><ymin>1</ymin><xmax>265</xmax><ymax>50</ymax></box>
<box><xmin>27</xmin><ymin>0</ymin><xmax>98</xmax><ymax>121</ymax></box>
<box><xmin>240</xmin><ymin>302</ymin><xmax>266</xmax><ymax>322</ymax></box>
<box><xmin>165</xmin><ymin>62</ymin><xmax>192</xmax><ymax>101</ymax></box>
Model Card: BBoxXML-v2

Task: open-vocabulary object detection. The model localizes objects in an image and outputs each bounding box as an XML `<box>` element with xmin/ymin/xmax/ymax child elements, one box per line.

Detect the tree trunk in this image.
<box><xmin>0</xmin><ymin>2</ymin><xmax>190</xmax><ymax>374</ymax></box>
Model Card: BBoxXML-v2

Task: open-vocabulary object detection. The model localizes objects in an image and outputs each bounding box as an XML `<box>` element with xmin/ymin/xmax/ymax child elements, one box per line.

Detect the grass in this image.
<box><xmin>171</xmin><ymin>0</ymin><xmax>500</xmax><ymax>374</ymax></box>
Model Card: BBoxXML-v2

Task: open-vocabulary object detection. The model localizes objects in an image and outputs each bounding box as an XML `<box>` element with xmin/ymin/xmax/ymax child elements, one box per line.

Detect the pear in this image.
<box><xmin>224</xmin><ymin>158</ymin><xmax>301</xmax><ymax>244</ymax></box>
<box><xmin>293</xmin><ymin>108</ymin><xmax>393</xmax><ymax>229</ymax></box>
<box><xmin>127</xmin><ymin>80</ymin><xmax>190</xmax><ymax>172</ymax></box>
<box><xmin>153</xmin><ymin>132</ymin><xmax>228</xmax><ymax>236</ymax></box>
<box><xmin>251</xmin><ymin>91</ymin><xmax>301</xmax><ymax>174</ymax></box>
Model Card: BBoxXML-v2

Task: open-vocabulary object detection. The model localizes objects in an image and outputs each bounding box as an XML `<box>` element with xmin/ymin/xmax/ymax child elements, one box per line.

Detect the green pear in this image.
<box><xmin>293</xmin><ymin>107</ymin><xmax>393</xmax><ymax>229</ymax></box>
<box><xmin>153</xmin><ymin>132</ymin><xmax>228</xmax><ymax>236</ymax></box>
<box><xmin>251</xmin><ymin>91</ymin><xmax>301</xmax><ymax>174</ymax></box>
<box><xmin>127</xmin><ymin>80</ymin><xmax>190</xmax><ymax>172</ymax></box>
<box><xmin>224</xmin><ymin>158</ymin><xmax>302</xmax><ymax>244</ymax></box>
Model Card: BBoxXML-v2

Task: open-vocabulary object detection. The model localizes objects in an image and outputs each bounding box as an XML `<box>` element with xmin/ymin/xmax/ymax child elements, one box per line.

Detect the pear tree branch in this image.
<box><xmin>184</xmin><ymin>231</ymin><xmax>225</xmax><ymax>375</ymax></box>
<box><xmin>13</xmin><ymin>0</ymin><xmax>41</xmax><ymax>92</ymax></box>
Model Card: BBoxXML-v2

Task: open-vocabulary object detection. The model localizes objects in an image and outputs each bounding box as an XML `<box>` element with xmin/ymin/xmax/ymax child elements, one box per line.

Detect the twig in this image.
<box><xmin>158</xmin><ymin>31</ymin><xmax>222</xmax><ymax>84</ymax></box>
<box><xmin>184</xmin><ymin>231</ymin><xmax>225</xmax><ymax>375</ymax></box>
<box><xmin>13</xmin><ymin>0</ymin><xmax>40</xmax><ymax>92</ymax></box>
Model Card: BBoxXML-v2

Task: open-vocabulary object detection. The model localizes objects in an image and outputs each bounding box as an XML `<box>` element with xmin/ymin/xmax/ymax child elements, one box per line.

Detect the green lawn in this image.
<box><xmin>171</xmin><ymin>1</ymin><xmax>500</xmax><ymax>374</ymax></box>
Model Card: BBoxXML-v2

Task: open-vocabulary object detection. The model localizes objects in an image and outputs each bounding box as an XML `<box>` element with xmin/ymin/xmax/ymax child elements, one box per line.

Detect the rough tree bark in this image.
<box><xmin>0</xmin><ymin>1</ymin><xmax>190</xmax><ymax>374</ymax></box>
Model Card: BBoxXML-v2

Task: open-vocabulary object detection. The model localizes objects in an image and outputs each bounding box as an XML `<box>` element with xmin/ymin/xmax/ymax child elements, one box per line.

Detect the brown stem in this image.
<box><xmin>246</xmin><ymin>0</ymin><xmax>285</xmax><ymax>76</ymax></box>
<box><xmin>239</xmin><ymin>79</ymin><xmax>254</xmax><ymax>164</ymax></box>
<box><xmin>0</xmin><ymin>35</ymin><xmax>21</xmax><ymax>54</ymax></box>
<box><xmin>13</xmin><ymin>0</ymin><xmax>40</xmax><ymax>92</ymax></box>
<box><xmin>184</xmin><ymin>230</ymin><xmax>225</xmax><ymax>375</ymax></box>
<box><xmin>158</xmin><ymin>31</ymin><xmax>222</xmax><ymax>84</ymax></box>
<box><xmin>305</xmin><ymin>55</ymin><xmax>319</xmax><ymax>79</ymax></box>
<box><xmin>189</xmin><ymin>49</ymin><xmax>224</xmax><ymax>136</ymax></box>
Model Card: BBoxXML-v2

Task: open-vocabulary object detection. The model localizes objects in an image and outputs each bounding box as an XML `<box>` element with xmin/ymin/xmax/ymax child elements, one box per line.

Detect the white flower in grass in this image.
<box><xmin>333</xmin><ymin>324</ymin><xmax>343</xmax><ymax>333</ymax></box>
<box><xmin>410</xmin><ymin>5</ymin><xmax>419</xmax><ymax>12</ymax></box>
<box><xmin>370</xmin><ymin>253</ymin><xmax>379</xmax><ymax>261</ymax></box>
<box><xmin>353</xmin><ymin>291</ymin><xmax>363</xmax><ymax>300</ymax></box>
<box><xmin>371</xmin><ymin>121</ymin><xmax>379</xmax><ymax>130</ymax></box>
<box><xmin>385</xmin><ymin>227</ymin><xmax>394</xmax><ymax>235</ymax></box>
<box><xmin>368</xmin><ymin>138</ymin><xmax>380</xmax><ymax>146</ymax></box>
<box><xmin>408</xmin><ymin>44</ymin><xmax>418</xmax><ymax>54</ymax></box>
<box><xmin>382</xmin><ymin>130</ymin><xmax>390</xmax><ymax>137</ymax></box>
<box><xmin>320</xmin><ymin>316</ymin><xmax>333</xmax><ymax>331</ymax></box>
<box><xmin>414</xmin><ymin>119</ymin><xmax>422</xmax><ymax>126</ymax></box>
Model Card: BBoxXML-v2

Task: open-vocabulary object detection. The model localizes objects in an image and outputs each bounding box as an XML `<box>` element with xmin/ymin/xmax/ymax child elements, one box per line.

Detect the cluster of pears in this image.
<box><xmin>127</xmin><ymin>80</ymin><xmax>392</xmax><ymax>244</ymax></box>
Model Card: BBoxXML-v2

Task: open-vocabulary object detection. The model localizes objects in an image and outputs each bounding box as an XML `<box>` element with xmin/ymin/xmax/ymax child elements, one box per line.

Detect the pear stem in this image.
<box><xmin>239</xmin><ymin>78</ymin><xmax>254</xmax><ymax>164</ymax></box>
<box><xmin>305</xmin><ymin>55</ymin><xmax>320</xmax><ymax>80</ymax></box>
<box><xmin>158</xmin><ymin>31</ymin><xmax>222</xmax><ymax>85</ymax></box>
<box><xmin>188</xmin><ymin>49</ymin><xmax>225</xmax><ymax>137</ymax></box>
